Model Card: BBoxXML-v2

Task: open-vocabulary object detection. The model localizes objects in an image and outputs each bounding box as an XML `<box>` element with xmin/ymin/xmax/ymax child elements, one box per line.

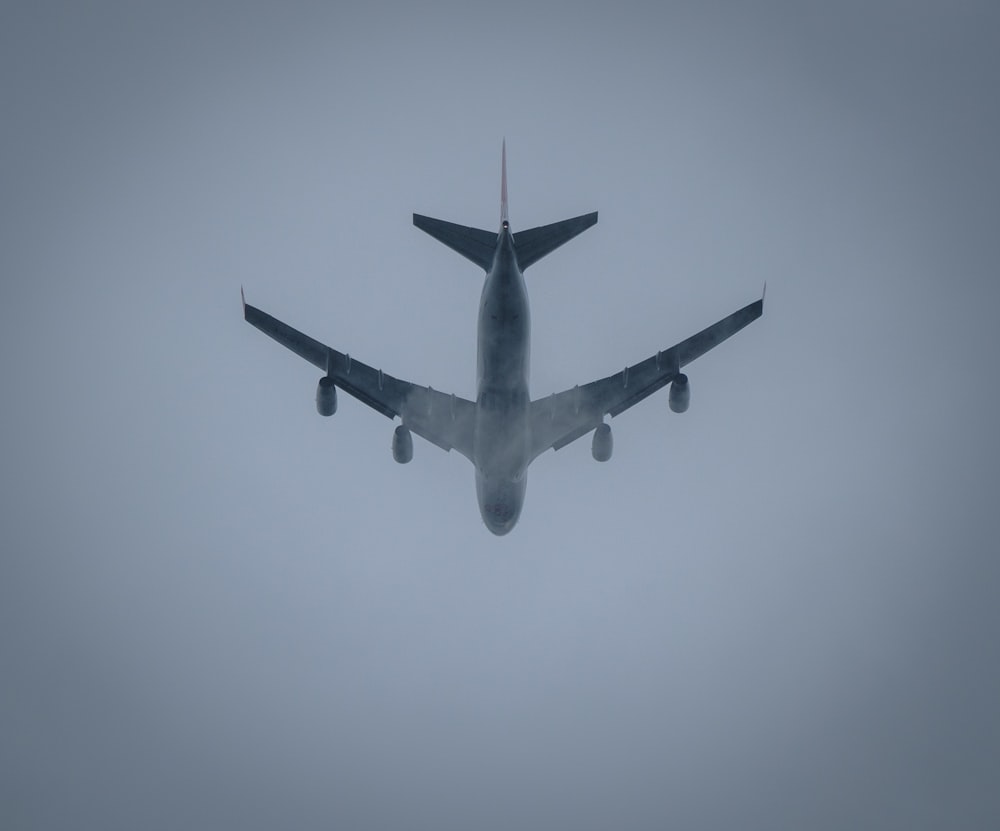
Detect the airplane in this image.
<box><xmin>243</xmin><ymin>143</ymin><xmax>763</xmax><ymax>535</ymax></box>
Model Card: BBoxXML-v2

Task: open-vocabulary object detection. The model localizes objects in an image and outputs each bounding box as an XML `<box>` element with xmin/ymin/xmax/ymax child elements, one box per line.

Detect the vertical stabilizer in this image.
<box><xmin>501</xmin><ymin>139</ymin><xmax>509</xmax><ymax>227</ymax></box>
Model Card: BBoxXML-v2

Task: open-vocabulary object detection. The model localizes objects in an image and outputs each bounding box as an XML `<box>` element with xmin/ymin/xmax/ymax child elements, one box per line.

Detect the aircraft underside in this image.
<box><xmin>243</xmin><ymin>143</ymin><xmax>763</xmax><ymax>534</ymax></box>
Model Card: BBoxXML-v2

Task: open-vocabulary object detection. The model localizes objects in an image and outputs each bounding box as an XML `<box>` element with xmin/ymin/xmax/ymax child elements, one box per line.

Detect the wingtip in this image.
<box><xmin>241</xmin><ymin>285</ymin><xmax>246</xmax><ymax>314</ymax></box>
<box><xmin>762</xmin><ymin>281</ymin><xmax>767</xmax><ymax>303</ymax></box>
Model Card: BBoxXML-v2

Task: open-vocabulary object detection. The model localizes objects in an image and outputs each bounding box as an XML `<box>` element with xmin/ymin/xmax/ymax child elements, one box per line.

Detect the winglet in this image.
<box><xmin>500</xmin><ymin>139</ymin><xmax>509</xmax><ymax>227</ymax></box>
<box><xmin>762</xmin><ymin>281</ymin><xmax>767</xmax><ymax>303</ymax></box>
<box><xmin>241</xmin><ymin>285</ymin><xmax>246</xmax><ymax>314</ymax></box>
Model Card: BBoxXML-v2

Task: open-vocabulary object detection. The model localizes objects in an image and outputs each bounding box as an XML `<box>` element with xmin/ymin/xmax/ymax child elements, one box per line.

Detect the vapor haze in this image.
<box><xmin>2</xmin><ymin>2</ymin><xmax>998</xmax><ymax>829</ymax></box>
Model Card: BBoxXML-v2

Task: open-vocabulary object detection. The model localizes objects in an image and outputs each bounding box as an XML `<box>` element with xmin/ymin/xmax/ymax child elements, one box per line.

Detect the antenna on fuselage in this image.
<box><xmin>500</xmin><ymin>138</ymin><xmax>509</xmax><ymax>229</ymax></box>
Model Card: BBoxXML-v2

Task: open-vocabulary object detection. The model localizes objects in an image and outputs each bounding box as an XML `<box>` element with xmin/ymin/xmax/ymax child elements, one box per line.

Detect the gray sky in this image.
<box><xmin>2</xmin><ymin>2</ymin><xmax>999</xmax><ymax>829</ymax></box>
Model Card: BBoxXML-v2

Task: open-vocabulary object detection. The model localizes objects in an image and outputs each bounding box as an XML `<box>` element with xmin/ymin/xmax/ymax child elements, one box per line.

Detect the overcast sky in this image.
<box><xmin>2</xmin><ymin>2</ymin><xmax>999</xmax><ymax>829</ymax></box>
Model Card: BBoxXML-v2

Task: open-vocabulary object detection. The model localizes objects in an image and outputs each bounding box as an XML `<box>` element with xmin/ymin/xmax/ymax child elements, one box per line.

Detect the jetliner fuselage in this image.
<box><xmin>475</xmin><ymin>225</ymin><xmax>530</xmax><ymax>534</ymax></box>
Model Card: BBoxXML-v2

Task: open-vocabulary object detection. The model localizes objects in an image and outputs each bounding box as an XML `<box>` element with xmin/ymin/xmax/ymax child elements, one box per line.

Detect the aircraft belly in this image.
<box><xmin>474</xmin><ymin>402</ymin><xmax>529</xmax><ymax>476</ymax></box>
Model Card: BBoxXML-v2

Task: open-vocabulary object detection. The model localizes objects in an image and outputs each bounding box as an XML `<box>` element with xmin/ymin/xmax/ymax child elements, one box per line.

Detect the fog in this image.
<box><xmin>3</xmin><ymin>2</ymin><xmax>999</xmax><ymax>829</ymax></box>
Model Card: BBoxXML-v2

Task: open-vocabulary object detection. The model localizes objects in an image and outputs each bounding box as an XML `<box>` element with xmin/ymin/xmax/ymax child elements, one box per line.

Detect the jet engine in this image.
<box><xmin>668</xmin><ymin>373</ymin><xmax>690</xmax><ymax>413</ymax></box>
<box><xmin>316</xmin><ymin>376</ymin><xmax>338</xmax><ymax>416</ymax></box>
<box><xmin>591</xmin><ymin>423</ymin><xmax>613</xmax><ymax>462</ymax></box>
<box><xmin>392</xmin><ymin>425</ymin><xmax>413</xmax><ymax>464</ymax></box>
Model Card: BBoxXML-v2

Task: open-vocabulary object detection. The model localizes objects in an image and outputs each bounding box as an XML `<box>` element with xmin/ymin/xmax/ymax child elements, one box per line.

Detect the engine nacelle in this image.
<box><xmin>316</xmin><ymin>376</ymin><xmax>338</xmax><ymax>416</ymax></box>
<box><xmin>392</xmin><ymin>425</ymin><xmax>413</xmax><ymax>464</ymax></box>
<box><xmin>669</xmin><ymin>373</ymin><xmax>690</xmax><ymax>413</ymax></box>
<box><xmin>591</xmin><ymin>423</ymin><xmax>613</xmax><ymax>462</ymax></box>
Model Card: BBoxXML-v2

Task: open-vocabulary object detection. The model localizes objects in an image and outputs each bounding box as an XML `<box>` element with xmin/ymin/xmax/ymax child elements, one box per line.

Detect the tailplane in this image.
<box><xmin>513</xmin><ymin>212</ymin><xmax>598</xmax><ymax>269</ymax></box>
<box><xmin>502</xmin><ymin>139</ymin><xmax>598</xmax><ymax>268</ymax></box>
<box><xmin>412</xmin><ymin>214</ymin><xmax>496</xmax><ymax>271</ymax></box>
<box><xmin>413</xmin><ymin>210</ymin><xmax>599</xmax><ymax>272</ymax></box>
<box><xmin>412</xmin><ymin>140</ymin><xmax>509</xmax><ymax>271</ymax></box>
<box><xmin>413</xmin><ymin>141</ymin><xmax>598</xmax><ymax>272</ymax></box>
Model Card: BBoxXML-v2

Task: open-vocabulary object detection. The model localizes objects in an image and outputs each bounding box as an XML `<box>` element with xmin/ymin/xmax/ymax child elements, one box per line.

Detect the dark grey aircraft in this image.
<box><xmin>243</xmin><ymin>144</ymin><xmax>763</xmax><ymax>534</ymax></box>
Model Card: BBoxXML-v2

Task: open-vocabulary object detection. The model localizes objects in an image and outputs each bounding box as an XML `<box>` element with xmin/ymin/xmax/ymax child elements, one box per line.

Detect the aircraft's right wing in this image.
<box><xmin>528</xmin><ymin>295</ymin><xmax>763</xmax><ymax>460</ymax></box>
<box><xmin>244</xmin><ymin>295</ymin><xmax>477</xmax><ymax>462</ymax></box>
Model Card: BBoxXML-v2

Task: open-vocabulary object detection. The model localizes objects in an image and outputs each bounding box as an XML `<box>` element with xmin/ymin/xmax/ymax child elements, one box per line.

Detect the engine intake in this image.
<box><xmin>316</xmin><ymin>376</ymin><xmax>338</xmax><ymax>416</ymax></box>
<box><xmin>591</xmin><ymin>422</ymin><xmax>613</xmax><ymax>462</ymax></box>
<box><xmin>392</xmin><ymin>425</ymin><xmax>413</xmax><ymax>464</ymax></box>
<box><xmin>669</xmin><ymin>373</ymin><xmax>690</xmax><ymax>413</ymax></box>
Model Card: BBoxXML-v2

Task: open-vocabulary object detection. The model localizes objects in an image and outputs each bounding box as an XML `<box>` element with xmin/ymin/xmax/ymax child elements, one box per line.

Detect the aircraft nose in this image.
<box><xmin>480</xmin><ymin>497</ymin><xmax>519</xmax><ymax>535</ymax></box>
<box><xmin>476</xmin><ymin>472</ymin><xmax>525</xmax><ymax>535</ymax></box>
<box><xmin>484</xmin><ymin>516</ymin><xmax>515</xmax><ymax>536</ymax></box>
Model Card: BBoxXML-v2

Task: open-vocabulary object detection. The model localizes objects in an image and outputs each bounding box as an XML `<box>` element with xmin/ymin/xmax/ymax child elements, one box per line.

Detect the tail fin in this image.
<box><xmin>501</xmin><ymin>139</ymin><xmax>509</xmax><ymax>227</ymax></box>
<box><xmin>414</xmin><ymin>141</ymin><xmax>598</xmax><ymax>272</ymax></box>
<box><xmin>513</xmin><ymin>212</ymin><xmax>598</xmax><ymax>270</ymax></box>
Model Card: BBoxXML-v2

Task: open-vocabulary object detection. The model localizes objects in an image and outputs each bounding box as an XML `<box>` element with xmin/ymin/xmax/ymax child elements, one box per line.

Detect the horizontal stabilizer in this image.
<box><xmin>514</xmin><ymin>212</ymin><xmax>598</xmax><ymax>270</ymax></box>
<box><xmin>413</xmin><ymin>214</ymin><xmax>497</xmax><ymax>271</ymax></box>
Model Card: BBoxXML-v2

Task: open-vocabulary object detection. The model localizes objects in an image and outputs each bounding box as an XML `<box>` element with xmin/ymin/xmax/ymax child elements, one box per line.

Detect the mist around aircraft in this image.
<box><xmin>244</xmin><ymin>144</ymin><xmax>763</xmax><ymax>534</ymax></box>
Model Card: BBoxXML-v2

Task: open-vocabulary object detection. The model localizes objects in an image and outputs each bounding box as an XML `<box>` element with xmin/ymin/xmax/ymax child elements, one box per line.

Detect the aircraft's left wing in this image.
<box><xmin>244</xmin><ymin>296</ymin><xmax>476</xmax><ymax>462</ymax></box>
<box><xmin>529</xmin><ymin>295</ymin><xmax>763</xmax><ymax>460</ymax></box>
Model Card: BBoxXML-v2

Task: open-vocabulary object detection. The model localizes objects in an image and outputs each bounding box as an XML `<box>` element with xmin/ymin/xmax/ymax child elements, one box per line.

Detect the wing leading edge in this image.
<box><xmin>529</xmin><ymin>295</ymin><xmax>764</xmax><ymax>459</ymax></box>
<box><xmin>243</xmin><ymin>297</ymin><xmax>476</xmax><ymax>461</ymax></box>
